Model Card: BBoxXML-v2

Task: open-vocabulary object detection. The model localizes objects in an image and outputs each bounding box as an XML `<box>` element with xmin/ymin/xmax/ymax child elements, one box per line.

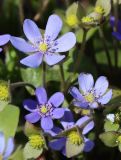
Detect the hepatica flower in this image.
<box><xmin>110</xmin><ymin>16</ymin><xmax>121</xmax><ymax>41</ymax></box>
<box><xmin>10</xmin><ymin>14</ymin><xmax>76</xmax><ymax>67</ymax></box>
<box><xmin>0</xmin><ymin>34</ymin><xmax>10</xmax><ymax>52</ymax></box>
<box><xmin>0</xmin><ymin>132</ymin><xmax>14</xmax><ymax>160</ymax></box>
<box><xmin>69</xmin><ymin>73</ymin><xmax>112</xmax><ymax>109</ymax></box>
<box><xmin>47</xmin><ymin>110</ymin><xmax>94</xmax><ymax>157</ymax></box>
<box><xmin>23</xmin><ymin>87</ymin><xmax>65</xmax><ymax>130</ymax></box>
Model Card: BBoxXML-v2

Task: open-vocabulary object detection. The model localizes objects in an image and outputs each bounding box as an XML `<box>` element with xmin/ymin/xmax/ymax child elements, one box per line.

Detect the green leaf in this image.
<box><xmin>66</xmin><ymin>140</ymin><xmax>84</xmax><ymax>158</ymax></box>
<box><xmin>66</xmin><ymin>2</ymin><xmax>79</xmax><ymax>17</ymax></box>
<box><xmin>24</xmin><ymin>142</ymin><xmax>43</xmax><ymax>160</ymax></box>
<box><xmin>0</xmin><ymin>104</ymin><xmax>20</xmax><ymax>138</ymax></box>
<box><xmin>24</xmin><ymin>122</ymin><xmax>41</xmax><ymax>137</ymax></box>
<box><xmin>99</xmin><ymin>132</ymin><xmax>119</xmax><ymax>147</ymax></box>
<box><xmin>0</xmin><ymin>101</ymin><xmax>9</xmax><ymax>112</ymax></box>
<box><xmin>9</xmin><ymin>146</ymin><xmax>24</xmax><ymax>160</ymax></box>
<box><xmin>96</xmin><ymin>0</ymin><xmax>111</xmax><ymax>16</ymax></box>
<box><xmin>5</xmin><ymin>49</ymin><xmax>18</xmax><ymax>72</ymax></box>
<box><xmin>76</xmin><ymin>28</ymin><xmax>98</xmax><ymax>43</ymax></box>
<box><xmin>20</xmin><ymin>68</ymin><xmax>42</xmax><ymax>95</ymax></box>
<box><xmin>104</xmin><ymin>120</ymin><xmax>119</xmax><ymax>132</ymax></box>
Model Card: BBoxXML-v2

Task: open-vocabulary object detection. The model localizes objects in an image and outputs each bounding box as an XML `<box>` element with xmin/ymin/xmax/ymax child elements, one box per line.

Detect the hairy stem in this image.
<box><xmin>59</xmin><ymin>64</ymin><xmax>65</xmax><ymax>92</ymax></box>
<box><xmin>42</xmin><ymin>62</ymin><xmax>46</xmax><ymax>88</ymax></box>
<box><xmin>10</xmin><ymin>82</ymin><xmax>36</xmax><ymax>90</ymax></box>
<box><xmin>113</xmin><ymin>0</ymin><xmax>119</xmax><ymax>69</ymax></box>
<box><xmin>98</xmin><ymin>27</ymin><xmax>112</xmax><ymax>71</ymax></box>
<box><xmin>74</xmin><ymin>29</ymin><xmax>88</xmax><ymax>73</ymax></box>
<box><xmin>64</xmin><ymin>29</ymin><xmax>88</xmax><ymax>93</ymax></box>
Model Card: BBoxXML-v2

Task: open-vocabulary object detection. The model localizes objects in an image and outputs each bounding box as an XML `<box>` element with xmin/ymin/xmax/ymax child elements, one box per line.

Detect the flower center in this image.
<box><xmin>67</xmin><ymin>131</ymin><xmax>83</xmax><ymax>145</ymax></box>
<box><xmin>39</xmin><ymin>43</ymin><xmax>48</xmax><ymax>52</ymax></box>
<box><xmin>85</xmin><ymin>93</ymin><xmax>94</xmax><ymax>103</ymax></box>
<box><xmin>81</xmin><ymin>16</ymin><xmax>94</xmax><ymax>23</ymax></box>
<box><xmin>66</xmin><ymin>15</ymin><xmax>78</xmax><ymax>27</ymax></box>
<box><xmin>94</xmin><ymin>6</ymin><xmax>104</xmax><ymax>15</ymax></box>
<box><xmin>0</xmin><ymin>82</ymin><xmax>9</xmax><ymax>101</ymax></box>
<box><xmin>40</xmin><ymin>105</ymin><xmax>48</xmax><ymax>114</ymax></box>
<box><xmin>116</xmin><ymin>135</ymin><xmax>121</xmax><ymax>144</ymax></box>
<box><xmin>29</xmin><ymin>135</ymin><xmax>45</xmax><ymax>149</ymax></box>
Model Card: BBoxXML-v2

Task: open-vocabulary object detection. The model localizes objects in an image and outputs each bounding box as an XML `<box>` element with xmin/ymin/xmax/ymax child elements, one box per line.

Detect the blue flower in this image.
<box><xmin>110</xmin><ymin>16</ymin><xmax>121</xmax><ymax>41</ymax></box>
<box><xmin>0</xmin><ymin>132</ymin><xmax>14</xmax><ymax>160</ymax></box>
<box><xmin>69</xmin><ymin>73</ymin><xmax>112</xmax><ymax>109</ymax></box>
<box><xmin>0</xmin><ymin>34</ymin><xmax>10</xmax><ymax>52</ymax></box>
<box><xmin>10</xmin><ymin>15</ymin><xmax>76</xmax><ymax>67</ymax></box>
<box><xmin>23</xmin><ymin>87</ymin><xmax>65</xmax><ymax>130</ymax></box>
<box><xmin>46</xmin><ymin>110</ymin><xmax>94</xmax><ymax>157</ymax></box>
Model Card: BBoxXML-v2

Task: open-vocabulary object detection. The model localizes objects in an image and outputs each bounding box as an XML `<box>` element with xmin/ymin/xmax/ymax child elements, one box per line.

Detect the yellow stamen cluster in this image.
<box><xmin>29</xmin><ymin>135</ymin><xmax>45</xmax><ymax>149</ymax></box>
<box><xmin>81</xmin><ymin>109</ymin><xmax>90</xmax><ymax>115</ymax></box>
<box><xmin>81</xmin><ymin>16</ymin><xmax>94</xmax><ymax>23</ymax></box>
<box><xmin>40</xmin><ymin>105</ymin><xmax>48</xmax><ymax>114</ymax></box>
<box><xmin>66</xmin><ymin>15</ymin><xmax>78</xmax><ymax>27</ymax></box>
<box><xmin>39</xmin><ymin>43</ymin><xmax>48</xmax><ymax>52</ymax></box>
<box><xmin>85</xmin><ymin>93</ymin><xmax>94</xmax><ymax>103</ymax></box>
<box><xmin>68</xmin><ymin>131</ymin><xmax>83</xmax><ymax>145</ymax></box>
<box><xmin>0</xmin><ymin>82</ymin><xmax>9</xmax><ymax>101</ymax></box>
<box><xmin>115</xmin><ymin>113</ymin><xmax>121</xmax><ymax>123</ymax></box>
<box><xmin>116</xmin><ymin>135</ymin><xmax>121</xmax><ymax>144</ymax></box>
<box><xmin>94</xmin><ymin>6</ymin><xmax>104</xmax><ymax>15</ymax></box>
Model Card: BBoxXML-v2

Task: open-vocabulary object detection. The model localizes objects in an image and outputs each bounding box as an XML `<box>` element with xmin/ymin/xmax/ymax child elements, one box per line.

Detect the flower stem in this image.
<box><xmin>42</xmin><ymin>61</ymin><xmax>46</xmax><ymax>88</ymax></box>
<box><xmin>74</xmin><ymin>29</ymin><xmax>88</xmax><ymax>73</ymax></box>
<box><xmin>113</xmin><ymin>0</ymin><xmax>119</xmax><ymax>69</ymax></box>
<box><xmin>98</xmin><ymin>27</ymin><xmax>112</xmax><ymax>71</ymax></box>
<box><xmin>10</xmin><ymin>82</ymin><xmax>36</xmax><ymax>90</ymax></box>
<box><xmin>59</xmin><ymin>64</ymin><xmax>65</xmax><ymax>92</ymax></box>
<box><xmin>64</xmin><ymin>29</ymin><xmax>87</xmax><ymax>93</ymax></box>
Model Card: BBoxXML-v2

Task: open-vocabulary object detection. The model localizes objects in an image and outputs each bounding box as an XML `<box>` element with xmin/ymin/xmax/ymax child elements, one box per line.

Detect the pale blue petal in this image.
<box><xmin>73</xmin><ymin>101</ymin><xmax>89</xmax><ymax>109</ymax></box>
<box><xmin>94</xmin><ymin>76</ymin><xmax>109</xmax><ymax>96</ymax></box>
<box><xmin>48</xmin><ymin>92</ymin><xmax>64</xmax><ymax>107</ymax></box>
<box><xmin>25</xmin><ymin>112</ymin><xmax>40</xmax><ymax>123</ymax></box>
<box><xmin>4</xmin><ymin>138</ymin><xmax>14</xmax><ymax>159</ymax></box>
<box><xmin>52</xmin><ymin>32</ymin><xmax>76</xmax><ymax>52</ymax></box>
<box><xmin>90</xmin><ymin>102</ymin><xmax>98</xmax><ymax>109</ymax></box>
<box><xmin>23</xmin><ymin>19</ymin><xmax>42</xmax><ymax>44</ymax></box>
<box><xmin>0</xmin><ymin>34</ymin><xmax>10</xmax><ymax>46</ymax></box>
<box><xmin>20</xmin><ymin>52</ymin><xmax>43</xmax><ymax>68</ymax></box>
<box><xmin>49</xmin><ymin>138</ymin><xmax>66</xmax><ymax>151</ymax></box>
<box><xmin>97</xmin><ymin>90</ymin><xmax>112</xmax><ymax>105</ymax></box>
<box><xmin>35</xmin><ymin>87</ymin><xmax>47</xmax><ymax>104</ymax></box>
<box><xmin>45</xmin><ymin>54</ymin><xmax>65</xmax><ymax>66</ymax></box>
<box><xmin>61</xmin><ymin>122</ymin><xmax>74</xmax><ymax>130</ymax></box>
<box><xmin>84</xmin><ymin>138</ymin><xmax>94</xmax><ymax>152</ymax></box>
<box><xmin>76</xmin><ymin>116</ymin><xmax>90</xmax><ymax>127</ymax></box>
<box><xmin>82</xmin><ymin>121</ymin><xmax>94</xmax><ymax>135</ymax></box>
<box><xmin>10</xmin><ymin>36</ymin><xmax>37</xmax><ymax>53</ymax></box>
<box><xmin>52</xmin><ymin>108</ymin><xmax>65</xmax><ymax>119</ymax></box>
<box><xmin>41</xmin><ymin>116</ymin><xmax>53</xmax><ymax>130</ymax></box>
<box><xmin>78</xmin><ymin>73</ymin><xmax>94</xmax><ymax>94</ymax></box>
<box><xmin>45</xmin><ymin>14</ymin><xmax>62</xmax><ymax>41</ymax></box>
<box><xmin>0</xmin><ymin>132</ymin><xmax>5</xmax><ymax>154</ymax></box>
<box><xmin>69</xmin><ymin>87</ymin><xmax>85</xmax><ymax>101</ymax></box>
